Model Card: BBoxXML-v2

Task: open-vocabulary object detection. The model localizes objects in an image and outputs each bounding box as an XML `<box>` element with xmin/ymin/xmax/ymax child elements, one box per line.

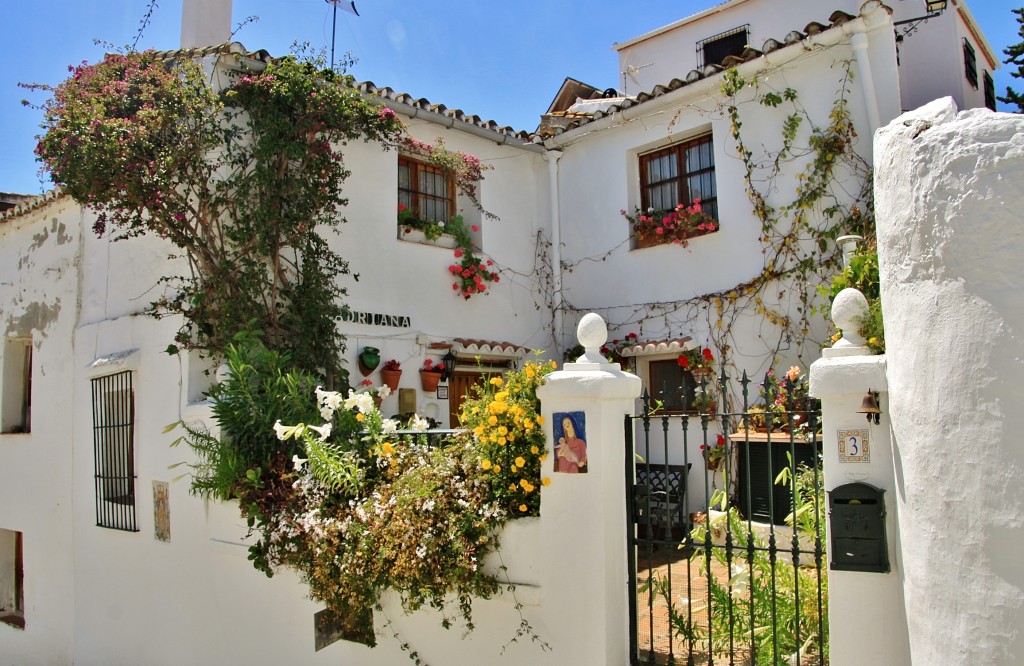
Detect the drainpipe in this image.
<box><xmin>850</xmin><ymin>31</ymin><xmax>881</xmax><ymax>136</ymax></box>
<box><xmin>544</xmin><ymin>150</ymin><xmax>564</xmax><ymax>350</ymax></box>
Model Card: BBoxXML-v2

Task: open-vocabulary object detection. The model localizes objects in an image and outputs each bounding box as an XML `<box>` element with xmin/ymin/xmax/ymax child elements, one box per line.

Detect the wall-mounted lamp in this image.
<box><xmin>894</xmin><ymin>0</ymin><xmax>948</xmax><ymax>38</ymax></box>
<box><xmin>858</xmin><ymin>390</ymin><xmax>881</xmax><ymax>424</ymax></box>
<box><xmin>442</xmin><ymin>350</ymin><xmax>458</xmax><ymax>381</ymax></box>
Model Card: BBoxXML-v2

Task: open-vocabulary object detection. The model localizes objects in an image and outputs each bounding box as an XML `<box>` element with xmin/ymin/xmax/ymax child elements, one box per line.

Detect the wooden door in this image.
<box><xmin>448</xmin><ymin>371</ymin><xmax>491</xmax><ymax>426</ymax></box>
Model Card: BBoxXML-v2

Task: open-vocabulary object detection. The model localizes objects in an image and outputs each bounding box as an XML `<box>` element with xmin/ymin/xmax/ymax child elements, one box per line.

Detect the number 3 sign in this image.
<box><xmin>838</xmin><ymin>429</ymin><xmax>870</xmax><ymax>463</ymax></box>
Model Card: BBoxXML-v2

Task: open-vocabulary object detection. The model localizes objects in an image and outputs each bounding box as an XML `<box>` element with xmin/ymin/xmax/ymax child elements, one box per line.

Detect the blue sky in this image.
<box><xmin>3</xmin><ymin>0</ymin><xmax>1020</xmax><ymax>194</ymax></box>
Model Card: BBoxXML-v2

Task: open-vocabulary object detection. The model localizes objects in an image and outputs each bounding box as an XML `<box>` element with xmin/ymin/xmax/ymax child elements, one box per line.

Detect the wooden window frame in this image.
<box><xmin>639</xmin><ymin>134</ymin><xmax>717</xmax><ymax>215</ymax></box>
<box><xmin>648</xmin><ymin>359</ymin><xmax>698</xmax><ymax>415</ymax></box>
<box><xmin>398</xmin><ymin>155</ymin><xmax>456</xmax><ymax>223</ymax></box>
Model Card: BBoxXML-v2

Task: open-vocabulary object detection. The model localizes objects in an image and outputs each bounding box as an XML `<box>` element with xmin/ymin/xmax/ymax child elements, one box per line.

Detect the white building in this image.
<box><xmin>0</xmin><ymin>1</ymin><xmax>998</xmax><ymax>663</ymax></box>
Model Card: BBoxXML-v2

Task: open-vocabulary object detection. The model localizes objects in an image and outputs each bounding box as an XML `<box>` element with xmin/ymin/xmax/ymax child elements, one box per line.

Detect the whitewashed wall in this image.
<box><xmin>614</xmin><ymin>0</ymin><xmax>995</xmax><ymax>117</ymax></box>
<box><xmin>553</xmin><ymin>4</ymin><xmax>898</xmax><ymax>382</ymax></box>
<box><xmin>875</xmin><ymin>98</ymin><xmax>1024</xmax><ymax>664</ymax></box>
<box><xmin>0</xmin><ymin>198</ymin><xmax>81</xmax><ymax>665</ymax></box>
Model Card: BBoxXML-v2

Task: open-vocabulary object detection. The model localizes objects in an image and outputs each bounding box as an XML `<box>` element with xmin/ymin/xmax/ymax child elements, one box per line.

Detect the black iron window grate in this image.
<box><xmin>91</xmin><ymin>371</ymin><xmax>138</xmax><ymax>532</ymax></box>
<box><xmin>697</xmin><ymin>25</ymin><xmax>749</xmax><ymax>68</ymax></box>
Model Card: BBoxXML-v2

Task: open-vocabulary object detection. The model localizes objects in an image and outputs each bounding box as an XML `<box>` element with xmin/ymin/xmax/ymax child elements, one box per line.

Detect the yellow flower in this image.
<box><xmin>539</xmin><ymin>454</ymin><xmax>547</xmax><ymax>462</ymax></box>
<box><xmin>488</xmin><ymin>415</ymin><xmax>498</xmax><ymax>426</ymax></box>
<box><xmin>509</xmin><ymin>483</ymin><xmax>517</xmax><ymax>491</ymax></box>
<box><xmin>498</xmin><ymin>426</ymin><xmax>508</xmax><ymax>436</ymax></box>
<box><xmin>536</xmin><ymin>415</ymin><xmax>545</xmax><ymax>425</ymax></box>
<box><xmin>356</xmin><ymin>413</ymin><xmax>365</xmax><ymax>422</ymax></box>
<box><xmin>381</xmin><ymin>442</ymin><xmax>396</xmax><ymax>457</ymax></box>
<box><xmin>515</xmin><ymin>456</ymin><xmax>526</xmax><ymax>467</ymax></box>
<box><xmin>525</xmin><ymin>367</ymin><xmax>536</xmax><ymax>378</ymax></box>
<box><xmin>474</xmin><ymin>425</ymin><xmax>485</xmax><ymax>437</ymax></box>
<box><xmin>481</xmin><ymin>459</ymin><xmax>492</xmax><ymax>470</ymax></box>
<box><xmin>511</xmin><ymin>465</ymin><xmax>518</xmax><ymax>473</ymax></box>
<box><xmin>495</xmin><ymin>391</ymin><xmax>509</xmax><ymax>402</ymax></box>
<box><xmin>519</xmin><ymin>504</ymin><xmax>528</xmax><ymax>512</ymax></box>
<box><xmin>493</xmin><ymin>465</ymin><xmax>501</xmax><ymax>473</ymax></box>
<box><xmin>490</xmin><ymin>377</ymin><xmax>503</xmax><ymax>387</ymax></box>
<box><xmin>519</xmin><ymin>479</ymin><xmax>533</xmax><ymax>492</ymax></box>
<box><xmin>530</xmin><ymin>446</ymin><xmax>539</xmax><ymax>454</ymax></box>
<box><xmin>549</xmin><ymin>360</ymin><xmax>557</xmax><ymax>369</ymax></box>
<box><xmin>542</xmin><ymin>477</ymin><xmax>551</xmax><ymax>486</ymax></box>
<box><xmin>507</xmin><ymin>432</ymin><xmax>516</xmax><ymax>442</ymax></box>
<box><xmin>524</xmin><ymin>419</ymin><xmax>534</xmax><ymax>429</ymax></box>
<box><xmin>498</xmin><ymin>437</ymin><xmax>507</xmax><ymax>445</ymax></box>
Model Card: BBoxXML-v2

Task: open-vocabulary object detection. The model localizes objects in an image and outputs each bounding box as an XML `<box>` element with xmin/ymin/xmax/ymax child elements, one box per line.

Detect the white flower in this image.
<box><xmin>292</xmin><ymin>454</ymin><xmax>308</xmax><ymax>471</ymax></box>
<box><xmin>320</xmin><ymin>406</ymin><xmax>334</xmax><ymax>421</ymax></box>
<box><xmin>377</xmin><ymin>384</ymin><xmax>391</xmax><ymax>399</ymax></box>
<box><xmin>381</xmin><ymin>419</ymin><xmax>398</xmax><ymax>434</ymax></box>
<box><xmin>344</xmin><ymin>389</ymin><xmax>374</xmax><ymax>415</ymax></box>
<box><xmin>422</xmin><ymin>499</ymin><xmax>435</xmax><ymax>512</ymax></box>
<box><xmin>306</xmin><ymin>423</ymin><xmax>332</xmax><ymax>441</ymax></box>
<box><xmin>274</xmin><ymin>420</ymin><xmax>303</xmax><ymax>441</ymax></box>
<box><xmin>409</xmin><ymin>414</ymin><xmax>430</xmax><ymax>431</ymax></box>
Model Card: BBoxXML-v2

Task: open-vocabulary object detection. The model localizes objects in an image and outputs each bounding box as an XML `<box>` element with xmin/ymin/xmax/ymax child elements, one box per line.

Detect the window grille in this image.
<box><xmin>964</xmin><ymin>39</ymin><xmax>978</xmax><ymax>89</ymax></box>
<box><xmin>984</xmin><ymin>70</ymin><xmax>996</xmax><ymax>111</ymax></box>
<box><xmin>91</xmin><ymin>371</ymin><xmax>138</xmax><ymax>531</ymax></box>
<box><xmin>697</xmin><ymin>25</ymin><xmax>749</xmax><ymax>68</ymax></box>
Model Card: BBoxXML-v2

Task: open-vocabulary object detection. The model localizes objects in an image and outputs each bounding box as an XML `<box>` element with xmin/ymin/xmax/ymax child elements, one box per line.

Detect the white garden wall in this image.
<box><xmin>874</xmin><ymin>98</ymin><xmax>1024</xmax><ymax>664</ymax></box>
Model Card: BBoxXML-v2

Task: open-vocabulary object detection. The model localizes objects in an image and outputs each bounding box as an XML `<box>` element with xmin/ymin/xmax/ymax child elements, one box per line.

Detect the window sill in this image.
<box><xmin>633</xmin><ymin>227</ymin><xmax>718</xmax><ymax>250</ymax></box>
<box><xmin>398</xmin><ymin>227</ymin><xmax>458</xmax><ymax>249</ymax></box>
<box><xmin>0</xmin><ymin>611</ymin><xmax>25</xmax><ymax>630</ymax></box>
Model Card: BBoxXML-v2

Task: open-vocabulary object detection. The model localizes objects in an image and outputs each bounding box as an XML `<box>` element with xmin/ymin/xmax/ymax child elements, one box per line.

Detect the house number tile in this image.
<box><xmin>838</xmin><ymin>429</ymin><xmax>870</xmax><ymax>463</ymax></box>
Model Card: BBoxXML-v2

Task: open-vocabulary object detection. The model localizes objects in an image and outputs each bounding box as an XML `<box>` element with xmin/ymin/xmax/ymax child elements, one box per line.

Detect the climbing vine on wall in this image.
<box><xmin>33</xmin><ymin>48</ymin><xmax>405</xmax><ymax>382</ymax></box>
<box><xmin>561</xmin><ymin>60</ymin><xmax>874</xmax><ymax>398</ymax></box>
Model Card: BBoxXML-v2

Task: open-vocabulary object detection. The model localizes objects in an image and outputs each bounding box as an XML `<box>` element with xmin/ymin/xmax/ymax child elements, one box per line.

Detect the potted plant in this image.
<box><xmin>380</xmin><ymin>359</ymin><xmax>402</xmax><ymax>392</ymax></box>
<box><xmin>420</xmin><ymin>359</ymin><xmax>445</xmax><ymax>392</ymax></box>
<box><xmin>691</xmin><ymin>384</ymin><xmax>718</xmax><ymax>415</ymax></box>
<box><xmin>701</xmin><ymin>434</ymin><xmax>727</xmax><ymax>470</ymax></box>
<box><xmin>760</xmin><ymin>366</ymin><xmax>814</xmax><ymax>432</ymax></box>
<box><xmin>621</xmin><ymin>200</ymin><xmax>718</xmax><ymax>249</ymax></box>
<box><xmin>677</xmin><ymin>346</ymin><xmax>715</xmax><ymax>381</ymax></box>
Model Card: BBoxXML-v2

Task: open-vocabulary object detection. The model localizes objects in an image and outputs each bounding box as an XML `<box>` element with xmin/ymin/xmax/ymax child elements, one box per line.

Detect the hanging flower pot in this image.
<box><xmin>420</xmin><ymin>370</ymin><xmax>442</xmax><ymax>392</ymax></box>
<box><xmin>380</xmin><ymin>359</ymin><xmax>401</xmax><ymax>392</ymax></box>
<box><xmin>358</xmin><ymin>346</ymin><xmax>381</xmax><ymax>376</ymax></box>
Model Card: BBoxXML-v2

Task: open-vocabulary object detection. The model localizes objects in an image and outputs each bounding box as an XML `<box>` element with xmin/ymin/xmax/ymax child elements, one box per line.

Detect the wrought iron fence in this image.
<box><xmin>626</xmin><ymin>371</ymin><xmax>827</xmax><ymax>665</ymax></box>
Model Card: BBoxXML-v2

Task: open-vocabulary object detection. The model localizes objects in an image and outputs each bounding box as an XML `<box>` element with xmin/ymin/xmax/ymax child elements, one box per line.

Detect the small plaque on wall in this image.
<box><xmin>838</xmin><ymin>429</ymin><xmax>870</xmax><ymax>463</ymax></box>
<box><xmin>153</xmin><ymin>481</ymin><xmax>170</xmax><ymax>542</ymax></box>
<box><xmin>436</xmin><ymin>385</ymin><xmax>449</xmax><ymax>400</ymax></box>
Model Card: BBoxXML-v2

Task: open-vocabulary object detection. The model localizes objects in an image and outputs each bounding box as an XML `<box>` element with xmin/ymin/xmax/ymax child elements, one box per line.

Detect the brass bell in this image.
<box><xmin>857</xmin><ymin>390</ymin><xmax>881</xmax><ymax>424</ymax></box>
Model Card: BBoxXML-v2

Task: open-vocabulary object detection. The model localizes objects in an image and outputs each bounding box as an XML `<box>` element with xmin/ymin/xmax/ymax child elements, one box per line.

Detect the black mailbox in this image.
<box><xmin>828</xmin><ymin>482</ymin><xmax>889</xmax><ymax>573</ymax></box>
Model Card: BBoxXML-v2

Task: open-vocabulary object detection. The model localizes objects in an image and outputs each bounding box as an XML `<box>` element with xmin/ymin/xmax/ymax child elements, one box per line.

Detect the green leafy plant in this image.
<box><xmin>820</xmin><ymin>244</ymin><xmax>884</xmax><ymax>353</ymax></box>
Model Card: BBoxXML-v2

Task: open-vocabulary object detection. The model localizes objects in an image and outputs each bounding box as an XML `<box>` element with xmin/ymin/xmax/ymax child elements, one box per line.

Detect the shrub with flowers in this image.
<box><xmin>382</xmin><ymin>359</ymin><xmax>401</xmax><ymax>372</ymax></box>
<box><xmin>457</xmin><ymin>360</ymin><xmax>557</xmax><ymax>516</ymax></box>
<box><xmin>421</xmin><ymin>359</ymin><xmax>445</xmax><ymax>374</ymax></box>
<box><xmin>32</xmin><ymin>48</ymin><xmax>406</xmax><ymax>380</ymax></box>
<box><xmin>173</xmin><ymin>342</ymin><xmax>555</xmax><ymax>649</ymax></box>
<box><xmin>621</xmin><ymin>200</ymin><xmax>719</xmax><ymax>248</ymax></box>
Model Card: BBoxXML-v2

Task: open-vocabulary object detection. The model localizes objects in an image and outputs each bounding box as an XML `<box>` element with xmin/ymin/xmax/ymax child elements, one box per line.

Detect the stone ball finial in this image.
<box><xmin>832</xmin><ymin>288</ymin><xmax>869</xmax><ymax>347</ymax></box>
<box><xmin>576</xmin><ymin>313</ymin><xmax>609</xmax><ymax>364</ymax></box>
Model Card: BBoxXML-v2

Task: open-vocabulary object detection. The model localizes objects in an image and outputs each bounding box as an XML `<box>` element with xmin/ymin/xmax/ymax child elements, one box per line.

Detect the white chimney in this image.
<box><xmin>181</xmin><ymin>0</ymin><xmax>233</xmax><ymax>48</ymax></box>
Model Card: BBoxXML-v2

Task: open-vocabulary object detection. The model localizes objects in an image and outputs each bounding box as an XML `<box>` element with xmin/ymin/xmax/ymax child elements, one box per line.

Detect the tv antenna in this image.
<box><xmin>326</xmin><ymin>0</ymin><xmax>359</xmax><ymax>70</ymax></box>
<box><xmin>621</xmin><ymin>62</ymin><xmax>653</xmax><ymax>96</ymax></box>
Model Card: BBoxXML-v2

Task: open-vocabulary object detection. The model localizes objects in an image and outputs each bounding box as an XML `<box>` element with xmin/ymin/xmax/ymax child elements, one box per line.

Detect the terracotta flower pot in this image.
<box><xmin>380</xmin><ymin>368</ymin><xmax>402</xmax><ymax>392</ymax></box>
<box><xmin>420</xmin><ymin>370</ymin><xmax>442</xmax><ymax>392</ymax></box>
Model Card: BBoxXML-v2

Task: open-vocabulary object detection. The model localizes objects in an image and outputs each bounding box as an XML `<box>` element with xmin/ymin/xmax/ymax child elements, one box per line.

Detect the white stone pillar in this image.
<box><xmin>536</xmin><ymin>313</ymin><xmax>642</xmax><ymax>666</ymax></box>
<box><xmin>874</xmin><ymin>98</ymin><xmax>1024</xmax><ymax>665</ymax></box>
<box><xmin>810</xmin><ymin>289</ymin><xmax>911</xmax><ymax>666</ymax></box>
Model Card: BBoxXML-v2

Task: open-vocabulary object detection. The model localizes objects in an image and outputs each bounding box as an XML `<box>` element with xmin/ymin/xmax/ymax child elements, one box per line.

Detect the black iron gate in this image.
<box><xmin>626</xmin><ymin>372</ymin><xmax>827</xmax><ymax>665</ymax></box>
